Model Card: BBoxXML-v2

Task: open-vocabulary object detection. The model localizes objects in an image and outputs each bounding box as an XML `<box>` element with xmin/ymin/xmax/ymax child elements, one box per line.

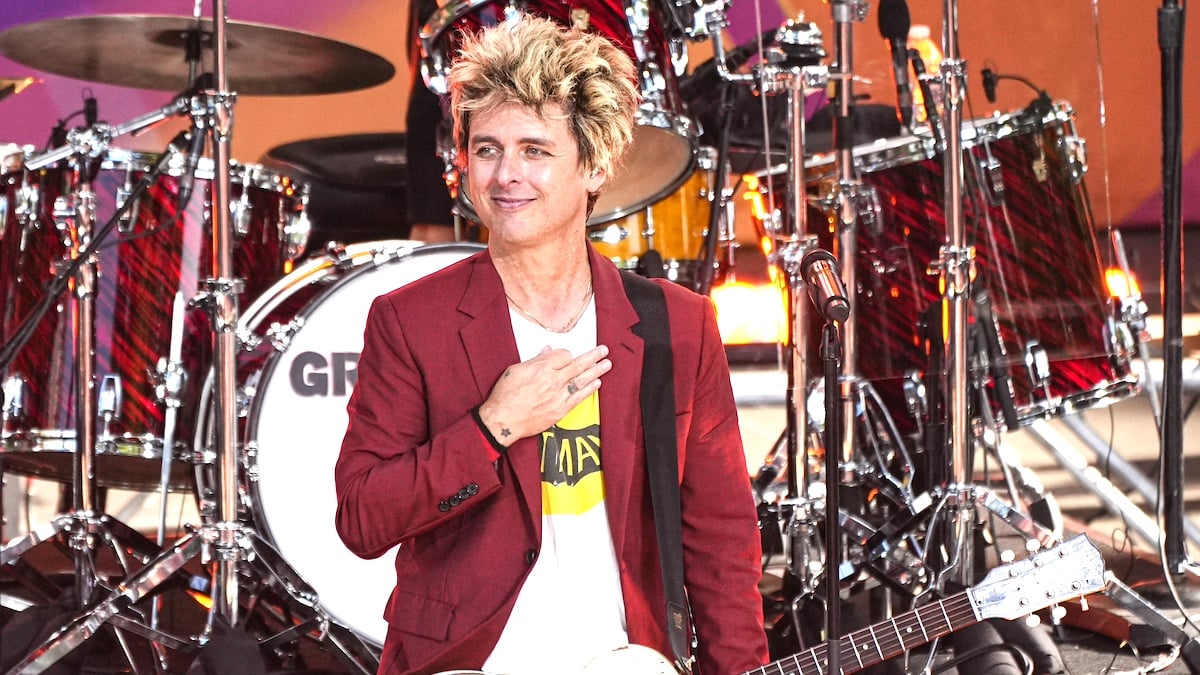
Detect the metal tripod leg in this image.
<box><xmin>1026</xmin><ymin>418</ymin><xmax>1176</xmax><ymax>549</ymax></box>
<box><xmin>1059</xmin><ymin>414</ymin><xmax>1200</xmax><ymax>548</ymax></box>
<box><xmin>3</xmin><ymin>533</ymin><xmax>204</xmax><ymax>674</ymax></box>
<box><xmin>4</xmin><ymin>525</ymin><xmax>381</xmax><ymax>674</ymax></box>
<box><xmin>1103</xmin><ymin>575</ymin><xmax>1200</xmax><ymax>674</ymax></box>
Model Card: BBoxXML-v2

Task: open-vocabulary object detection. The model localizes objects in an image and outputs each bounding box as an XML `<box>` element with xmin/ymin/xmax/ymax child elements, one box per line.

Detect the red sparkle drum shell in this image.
<box><xmin>0</xmin><ymin>150</ymin><xmax>309</xmax><ymax>489</ymax></box>
<box><xmin>763</xmin><ymin>102</ymin><xmax>1138</xmax><ymax>434</ymax></box>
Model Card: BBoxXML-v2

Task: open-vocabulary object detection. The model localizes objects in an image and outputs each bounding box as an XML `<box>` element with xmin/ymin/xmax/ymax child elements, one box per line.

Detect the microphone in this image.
<box><xmin>877</xmin><ymin>0</ymin><xmax>914</xmax><ymax>129</ymax></box>
<box><xmin>982</xmin><ymin>68</ymin><xmax>999</xmax><ymax>103</ymax></box>
<box><xmin>177</xmin><ymin>126</ymin><xmax>206</xmax><ymax>207</ymax></box>
<box><xmin>800</xmin><ymin>248</ymin><xmax>850</xmax><ymax>323</ymax></box>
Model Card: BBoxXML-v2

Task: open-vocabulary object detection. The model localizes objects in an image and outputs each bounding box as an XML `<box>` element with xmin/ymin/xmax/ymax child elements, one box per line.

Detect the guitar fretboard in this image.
<box><xmin>744</xmin><ymin>591</ymin><xmax>977</xmax><ymax>675</ymax></box>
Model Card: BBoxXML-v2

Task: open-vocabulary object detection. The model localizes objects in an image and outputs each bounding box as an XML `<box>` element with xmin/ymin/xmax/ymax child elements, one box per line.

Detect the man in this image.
<box><xmin>335</xmin><ymin>17</ymin><xmax>767</xmax><ymax>674</ymax></box>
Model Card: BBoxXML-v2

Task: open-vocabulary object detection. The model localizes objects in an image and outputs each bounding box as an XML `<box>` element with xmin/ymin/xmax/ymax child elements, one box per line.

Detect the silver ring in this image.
<box><xmin>566</xmin><ymin>380</ymin><xmax>579</xmax><ymax>395</ymax></box>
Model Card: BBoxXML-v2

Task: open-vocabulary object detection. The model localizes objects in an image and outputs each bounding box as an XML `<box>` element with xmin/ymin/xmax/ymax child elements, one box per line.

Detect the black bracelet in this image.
<box><xmin>471</xmin><ymin>406</ymin><xmax>508</xmax><ymax>455</ymax></box>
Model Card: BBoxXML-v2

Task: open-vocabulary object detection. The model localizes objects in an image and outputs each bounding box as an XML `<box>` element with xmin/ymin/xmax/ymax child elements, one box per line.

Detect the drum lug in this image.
<box><xmin>14</xmin><ymin>174</ymin><xmax>40</xmax><ymax>227</ymax></box>
<box><xmin>1106</xmin><ymin>313</ymin><xmax>1137</xmax><ymax>368</ymax></box>
<box><xmin>237</xmin><ymin>374</ymin><xmax>259</xmax><ymax>420</ymax></box>
<box><xmin>236</xmin><ymin>327</ymin><xmax>264</xmax><ymax>352</ymax></box>
<box><xmin>903</xmin><ymin>370</ymin><xmax>927</xmax><ymax>422</ymax></box>
<box><xmin>1023</xmin><ymin>340</ymin><xmax>1052</xmax><ymax>393</ymax></box>
<box><xmin>1056</xmin><ymin>134</ymin><xmax>1088</xmax><ymax>184</ymax></box>
<box><xmin>282</xmin><ymin>187</ymin><xmax>311</xmax><ymax>261</ymax></box>
<box><xmin>52</xmin><ymin>195</ymin><xmax>75</xmax><ymax>237</ymax></box>
<box><xmin>2</xmin><ymin>374</ymin><xmax>26</xmax><ymax>420</ymax></box>
<box><xmin>263</xmin><ymin>318</ymin><xmax>305</xmax><ymax>352</ymax></box>
<box><xmin>116</xmin><ymin>164</ymin><xmax>140</xmax><ymax>233</ymax></box>
<box><xmin>977</xmin><ymin>152</ymin><xmax>1005</xmax><ymax>207</ymax></box>
<box><xmin>151</xmin><ymin>357</ymin><xmax>188</xmax><ymax>408</ymax></box>
<box><xmin>97</xmin><ymin>375</ymin><xmax>123</xmax><ymax>440</ymax></box>
<box><xmin>230</xmin><ymin>186</ymin><xmax>253</xmax><ymax>238</ymax></box>
<box><xmin>243</xmin><ymin>441</ymin><xmax>260</xmax><ymax>484</ymax></box>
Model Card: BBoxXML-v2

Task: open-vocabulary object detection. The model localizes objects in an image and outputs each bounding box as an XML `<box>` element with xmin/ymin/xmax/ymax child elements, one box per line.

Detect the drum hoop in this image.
<box><xmin>96</xmin><ymin>148</ymin><xmax>307</xmax><ymax>196</ymax></box>
<box><xmin>961</xmin><ymin>100</ymin><xmax>1075</xmax><ymax>148</ymax></box>
<box><xmin>761</xmin><ymin>100</ymin><xmax>1079</xmax><ymax>182</ymax></box>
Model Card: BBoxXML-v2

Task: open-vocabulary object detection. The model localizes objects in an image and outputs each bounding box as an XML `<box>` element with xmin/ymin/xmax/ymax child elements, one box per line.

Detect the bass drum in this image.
<box><xmin>194</xmin><ymin>241</ymin><xmax>484</xmax><ymax>647</ymax></box>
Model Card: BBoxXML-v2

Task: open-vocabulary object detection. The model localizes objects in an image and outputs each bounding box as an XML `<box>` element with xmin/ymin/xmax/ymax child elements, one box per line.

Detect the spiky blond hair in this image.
<box><xmin>447</xmin><ymin>16</ymin><xmax>639</xmax><ymax>183</ymax></box>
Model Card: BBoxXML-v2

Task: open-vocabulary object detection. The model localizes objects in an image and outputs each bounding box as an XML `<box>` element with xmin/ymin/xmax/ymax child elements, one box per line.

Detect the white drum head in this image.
<box><xmin>249</xmin><ymin>243</ymin><xmax>481</xmax><ymax>647</ymax></box>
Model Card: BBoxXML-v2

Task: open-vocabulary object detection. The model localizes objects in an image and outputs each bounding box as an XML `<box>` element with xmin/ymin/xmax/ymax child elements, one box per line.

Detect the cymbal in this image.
<box><xmin>0</xmin><ymin>15</ymin><xmax>395</xmax><ymax>96</ymax></box>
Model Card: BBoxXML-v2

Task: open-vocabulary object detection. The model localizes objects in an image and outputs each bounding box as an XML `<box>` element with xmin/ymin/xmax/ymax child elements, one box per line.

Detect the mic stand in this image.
<box><xmin>819</xmin><ymin>319</ymin><xmax>845</xmax><ymax>673</ymax></box>
<box><xmin>1157</xmin><ymin>0</ymin><xmax>1193</xmax><ymax>580</ymax></box>
<box><xmin>750</xmin><ymin>16</ymin><xmax>827</xmax><ymax>600</ymax></box>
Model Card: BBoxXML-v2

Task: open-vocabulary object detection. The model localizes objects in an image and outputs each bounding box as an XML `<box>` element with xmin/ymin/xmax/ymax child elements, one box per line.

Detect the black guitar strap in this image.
<box><xmin>620</xmin><ymin>271</ymin><xmax>695</xmax><ymax>673</ymax></box>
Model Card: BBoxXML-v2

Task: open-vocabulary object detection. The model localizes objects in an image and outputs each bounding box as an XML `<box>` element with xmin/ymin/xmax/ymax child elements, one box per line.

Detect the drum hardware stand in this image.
<box><xmin>0</xmin><ymin>129</ymin><xmax>209</xmax><ymax>674</ymax></box>
<box><xmin>3</xmin><ymin>5</ymin><xmax>380</xmax><ymax>672</ymax></box>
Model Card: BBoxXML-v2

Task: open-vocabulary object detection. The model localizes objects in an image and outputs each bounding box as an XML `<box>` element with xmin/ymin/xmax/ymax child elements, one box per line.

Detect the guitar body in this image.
<box><xmin>580</xmin><ymin>644</ymin><xmax>679</xmax><ymax>674</ymax></box>
<box><xmin>434</xmin><ymin>643</ymin><xmax>678</xmax><ymax>675</ymax></box>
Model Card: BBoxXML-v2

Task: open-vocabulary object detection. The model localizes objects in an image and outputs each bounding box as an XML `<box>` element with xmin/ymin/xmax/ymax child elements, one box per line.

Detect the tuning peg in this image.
<box><xmin>1051</xmin><ymin>604</ymin><xmax>1068</xmax><ymax>624</ymax></box>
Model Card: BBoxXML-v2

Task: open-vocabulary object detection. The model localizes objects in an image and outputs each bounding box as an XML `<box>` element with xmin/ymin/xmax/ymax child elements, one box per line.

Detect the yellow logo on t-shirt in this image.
<box><xmin>540</xmin><ymin>392</ymin><xmax>603</xmax><ymax>516</ymax></box>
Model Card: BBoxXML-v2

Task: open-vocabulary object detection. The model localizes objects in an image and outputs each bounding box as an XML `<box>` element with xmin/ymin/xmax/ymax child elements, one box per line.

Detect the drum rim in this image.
<box><xmin>763</xmin><ymin>99</ymin><xmax>1079</xmax><ymax>181</ymax></box>
<box><xmin>85</xmin><ymin>147</ymin><xmax>310</xmax><ymax>195</ymax></box>
<box><xmin>0</xmin><ymin>430</ymin><xmax>195</xmax><ymax>489</ymax></box>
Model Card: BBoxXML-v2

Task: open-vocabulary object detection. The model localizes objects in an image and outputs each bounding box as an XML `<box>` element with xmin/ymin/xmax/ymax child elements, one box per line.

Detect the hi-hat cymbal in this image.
<box><xmin>0</xmin><ymin>15</ymin><xmax>395</xmax><ymax>95</ymax></box>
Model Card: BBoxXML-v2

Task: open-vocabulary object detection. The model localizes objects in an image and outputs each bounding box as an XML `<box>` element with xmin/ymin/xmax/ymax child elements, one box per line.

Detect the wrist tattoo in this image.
<box><xmin>501</xmin><ymin>428</ymin><xmax>512</xmax><ymax>438</ymax></box>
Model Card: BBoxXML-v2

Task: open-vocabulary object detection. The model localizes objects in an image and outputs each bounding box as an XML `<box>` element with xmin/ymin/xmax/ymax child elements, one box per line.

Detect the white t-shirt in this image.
<box><xmin>483</xmin><ymin>297</ymin><xmax>629</xmax><ymax>674</ymax></box>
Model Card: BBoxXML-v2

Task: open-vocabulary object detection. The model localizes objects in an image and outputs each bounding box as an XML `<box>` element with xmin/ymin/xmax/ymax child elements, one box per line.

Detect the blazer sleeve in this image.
<box><xmin>334</xmin><ymin>293</ymin><xmax>503</xmax><ymax>559</ymax></box>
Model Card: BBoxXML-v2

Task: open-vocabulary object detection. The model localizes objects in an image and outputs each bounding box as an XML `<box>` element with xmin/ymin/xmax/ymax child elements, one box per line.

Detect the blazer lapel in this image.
<box><xmin>457</xmin><ymin>253</ymin><xmax>544</xmax><ymax>509</ymax></box>
<box><xmin>591</xmin><ymin>248</ymin><xmax>644</xmax><ymax>563</ymax></box>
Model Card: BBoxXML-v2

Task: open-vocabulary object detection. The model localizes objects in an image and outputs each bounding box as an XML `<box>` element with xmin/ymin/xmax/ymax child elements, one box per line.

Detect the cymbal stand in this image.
<box><xmin>706</xmin><ymin>6</ymin><xmax>829</xmax><ymax>586</ymax></box>
<box><xmin>766</xmin><ymin>22</ymin><xmax>827</xmax><ymax>599</ymax></box>
<box><xmin>4</xmin><ymin>4</ymin><xmax>379</xmax><ymax>673</ymax></box>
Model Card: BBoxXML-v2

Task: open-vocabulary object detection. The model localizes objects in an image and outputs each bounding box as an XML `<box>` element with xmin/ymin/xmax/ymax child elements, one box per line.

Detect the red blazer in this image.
<box><xmin>335</xmin><ymin>244</ymin><xmax>768</xmax><ymax>674</ymax></box>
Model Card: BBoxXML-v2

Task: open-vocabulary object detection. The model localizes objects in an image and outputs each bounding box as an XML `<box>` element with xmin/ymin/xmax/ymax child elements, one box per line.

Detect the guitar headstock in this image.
<box><xmin>972</xmin><ymin>534</ymin><xmax>1108</xmax><ymax>621</ymax></box>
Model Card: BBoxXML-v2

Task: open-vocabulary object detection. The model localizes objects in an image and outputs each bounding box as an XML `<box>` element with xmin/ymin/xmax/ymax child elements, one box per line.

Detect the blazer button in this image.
<box><xmin>449</xmin><ymin>495</ymin><xmax>461</xmax><ymax>507</ymax></box>
<box><xmin>438</xmin><ymin>500</ymin><xmax>451</xmax><ymax>512</ymax></box>
<box><xmin>456</xmin><ymin>488</ymin><xmax>469</xmax><ymax>500</ymax></box>
<box><xmin>524</xmin><ymin>548</ymin><xmax>537</xmax><ymax>565</ymax></box>
<box><xmin>466</xmin><ymin>483</ymin><xmax>479</xmax><ymax>495</ymax></box>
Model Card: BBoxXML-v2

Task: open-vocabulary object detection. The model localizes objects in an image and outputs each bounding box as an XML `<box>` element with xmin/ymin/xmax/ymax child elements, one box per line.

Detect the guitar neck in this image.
<box><xmin>745</xmin><ymin>590</ymin><xmax>978</xmax><ymax>675</ymax></box>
